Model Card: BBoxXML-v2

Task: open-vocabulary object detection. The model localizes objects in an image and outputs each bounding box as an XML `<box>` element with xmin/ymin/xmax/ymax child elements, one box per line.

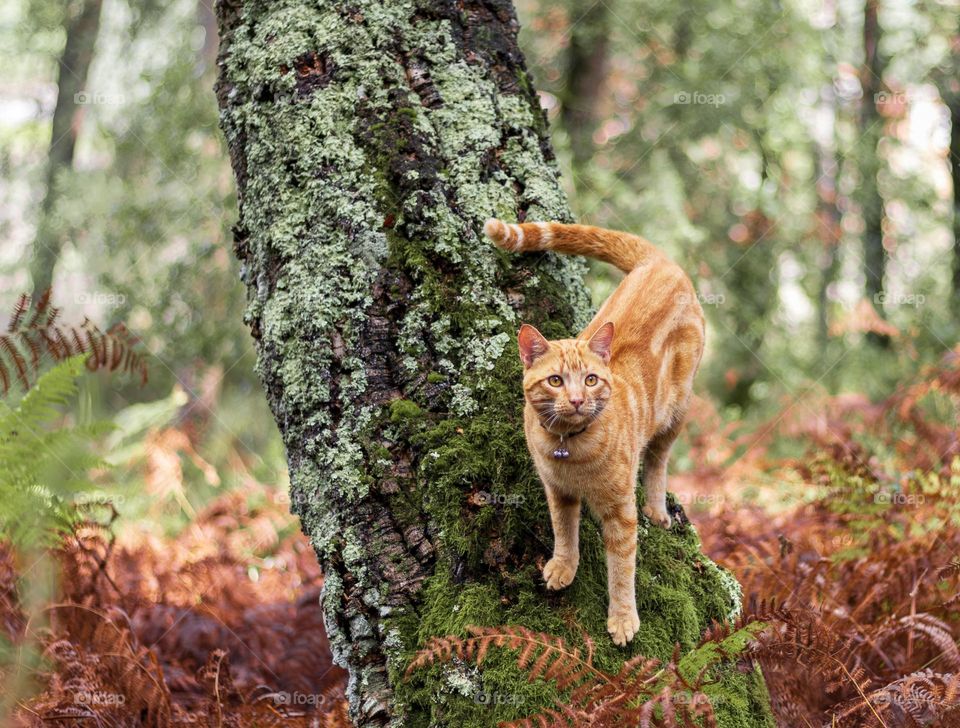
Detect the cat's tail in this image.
<box><xmin>483</xmin><ymin>219</ymin><xmax>661</xmax><ymax>273</ymax></box>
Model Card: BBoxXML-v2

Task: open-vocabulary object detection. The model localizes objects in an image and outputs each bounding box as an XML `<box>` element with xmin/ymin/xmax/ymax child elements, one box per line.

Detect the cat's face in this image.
<box><xmin>518</xmin><ymin>322</ymin><xmax>614</xmax><ymax>430</ymax></box>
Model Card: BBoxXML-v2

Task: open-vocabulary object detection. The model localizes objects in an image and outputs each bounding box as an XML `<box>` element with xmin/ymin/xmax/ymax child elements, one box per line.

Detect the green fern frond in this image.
<box><xmin>0</xmin><ymin>358</ymin><xmax>115</xmax><ymax>549</ymax></box>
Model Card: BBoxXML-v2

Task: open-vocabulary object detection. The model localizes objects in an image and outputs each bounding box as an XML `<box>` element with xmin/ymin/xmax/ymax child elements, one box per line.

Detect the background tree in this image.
<box><xmin>938</xmin><ymin>21</ymin><xmax>960</xmax><ymax>312</ymax></box>
<box><xmin>28</xmin><ymin>0</ymin><xmax>103</xmax><ymax>298</ymax></box>
<box><xmin>214</xmin><ymin>0</ymin><xmax>771</xmax><ymax>725</ymax></box>
<box><xmin>858</xmin><ymin>0</ymin><xmax>889</xmax><ymax>339</ymax></box>
<box><xmin>559</xmin><ymin>1</ymin><xmax>610</xmax><ymax>178</ymax></box>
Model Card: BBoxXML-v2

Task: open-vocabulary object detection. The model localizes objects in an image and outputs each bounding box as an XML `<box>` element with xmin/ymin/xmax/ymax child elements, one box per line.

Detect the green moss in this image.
<box><xmin>384</xmin><ymin>344</ymin><xmax>770</xmax><ymax>725</ymax></box>
<box><xmin>390</xmin><ymin>399</ymin><xmax>425</xmax><ymax>423</ymax></box>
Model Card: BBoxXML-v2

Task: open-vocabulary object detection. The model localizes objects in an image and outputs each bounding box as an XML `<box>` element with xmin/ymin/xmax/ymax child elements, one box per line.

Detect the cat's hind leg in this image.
<box><xmin>641</xmin><ymin>418</ymin><xmax>682</xmax><ymax>528</ymax></box>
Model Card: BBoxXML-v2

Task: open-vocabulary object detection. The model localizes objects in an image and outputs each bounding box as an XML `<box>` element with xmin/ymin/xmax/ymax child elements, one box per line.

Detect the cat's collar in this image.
<box><xmin>540</xmin><ymin>422</ymin><xmax>589</xmax><ymax>438</ymax></box>
<box><xmin>540</xmin><ymin>422</ymin><xmax>588</xmax><ymax>460</ymax></box>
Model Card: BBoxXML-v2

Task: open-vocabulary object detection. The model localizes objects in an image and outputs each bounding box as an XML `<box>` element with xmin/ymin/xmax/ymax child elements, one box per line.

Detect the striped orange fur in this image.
<box><xmin>485</xmin><ymin>218</ymin><xmax>705</xmax><ymax>646</ymax></box>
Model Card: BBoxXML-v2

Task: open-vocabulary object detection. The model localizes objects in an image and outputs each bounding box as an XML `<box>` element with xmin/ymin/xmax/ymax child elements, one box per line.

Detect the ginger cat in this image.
<box><xmin>484</xmin><ymin>218</ymin><xmax>705</xmax><ymax>645</ymax></box>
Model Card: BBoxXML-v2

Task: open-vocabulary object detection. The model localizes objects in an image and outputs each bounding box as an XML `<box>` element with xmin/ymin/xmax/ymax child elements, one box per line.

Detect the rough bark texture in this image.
<box><xmin>214</xmin><ymin>1</ymin><xmax>773</xmax><ymax>725</ymax></box>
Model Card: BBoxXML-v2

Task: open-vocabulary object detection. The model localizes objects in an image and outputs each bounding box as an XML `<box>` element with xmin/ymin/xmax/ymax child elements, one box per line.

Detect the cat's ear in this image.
<box><xmin>518</xmin><ymin>324</ymin><xmax>550</xmax><ymax>368</ymax></box>
<box><xmin>587</xmin><ymin>322</ymin><xmax>614</xmax><ymax>362</ymax></box>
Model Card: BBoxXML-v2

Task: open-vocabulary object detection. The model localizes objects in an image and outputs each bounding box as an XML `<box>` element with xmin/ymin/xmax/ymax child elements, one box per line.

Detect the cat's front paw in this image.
<box><xmin>643</xmin><ymin>504</ymin><xmax>672</xmax><ymax>528</ymax></box>
<box><xmin>607</xmin><ymin>609</ymin><xmax>640</xmax><ymax>646</ymax></box>
<box><xmin>542</xmin><ymin>556</ymin><xmax>578</xmax><ymax>590</ymax></box>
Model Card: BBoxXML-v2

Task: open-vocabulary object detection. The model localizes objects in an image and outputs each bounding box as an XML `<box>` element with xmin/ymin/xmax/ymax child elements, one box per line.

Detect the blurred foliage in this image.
<box><xmin>2</xmin><ymin>0</ymin><xmax>283</xmax><ymax>520</ymax></box>
<box><xmin>0</xmin><ymin>0</ymin><xmax>957</xmax><ymax>510</ymax></box>
<box><xmin>518</xmin><ymin>0</ymin><xmax>959</xmax><ymax>415</ymax></box>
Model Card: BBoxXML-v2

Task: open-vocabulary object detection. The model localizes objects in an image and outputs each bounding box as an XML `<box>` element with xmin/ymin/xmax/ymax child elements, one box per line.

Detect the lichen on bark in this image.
<box><xmin>215</xmin><ymin>1</ymin><xmax>773</xmax><ymax>725</ymax></box>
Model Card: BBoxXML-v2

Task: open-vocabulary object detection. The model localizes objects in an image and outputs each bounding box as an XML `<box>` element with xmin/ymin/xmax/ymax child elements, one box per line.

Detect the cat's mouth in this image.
<box><xmin>535</xmin><ymin>401</ymin><xmax>605</xmax><ymax>432</ymax></box>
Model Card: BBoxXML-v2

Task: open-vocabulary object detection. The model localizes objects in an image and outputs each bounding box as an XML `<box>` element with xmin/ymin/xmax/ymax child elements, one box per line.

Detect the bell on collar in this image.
<box><xmin>553</xmin><ymin>444</ymin><xmax>570</xmax><ymax>459</ymax></box>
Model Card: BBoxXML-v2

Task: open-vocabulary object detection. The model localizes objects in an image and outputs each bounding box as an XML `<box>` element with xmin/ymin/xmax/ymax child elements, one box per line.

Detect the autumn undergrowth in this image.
<box><xmin>2</xmin><ymin>290</ymin><xmax>959</xmax><ymax>727</ymax></box>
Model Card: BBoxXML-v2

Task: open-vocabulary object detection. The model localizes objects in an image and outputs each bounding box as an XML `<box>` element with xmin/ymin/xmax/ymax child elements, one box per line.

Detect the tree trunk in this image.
<box><xmin>932</xmin><ymin>19</ymin><xmax>960</xmax><ymax>314</ymax></box>
<box><xmin>816</xmin><ymin>139</ymin><xmax>842</xmax><ymax>348</ymax></box>
<box><xmin>214</xmin><ymin>1</ymin><xmax>772</xmax><ymax>725</ymax></box>
<box><xmin>949</xmin><ymin>84</ymin><xmax>960</xmax><ymax>311</ymax></box>
<box><xmin>559</xmin><ymin>0</ymin><xmax>610</xmax><ymax>174</ymax></box>
<box><xmin>859</xmin><ymin>0</ymin><xmax>888</xmax><ymax>339</ymax></box>
<box><xmin>949</xmin><ymin>98</ymin><xmax>960</xmax><ymax>310</ymax></box>
<box><xmin>815</xmin><ymin>39</ymin><xmax>842</xmax><ymax>347</ymax></box>
<box><xmin>29</xmin><ymin>0</ymin><xmax>103</xmax><ymax>299</ymax></box>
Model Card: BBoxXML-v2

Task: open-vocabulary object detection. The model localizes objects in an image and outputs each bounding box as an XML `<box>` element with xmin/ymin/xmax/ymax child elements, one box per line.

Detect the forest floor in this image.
<box><xmin>4</xmin><ymin>344</ymin><xmax>960</xmax><ymax>727</ymax></box>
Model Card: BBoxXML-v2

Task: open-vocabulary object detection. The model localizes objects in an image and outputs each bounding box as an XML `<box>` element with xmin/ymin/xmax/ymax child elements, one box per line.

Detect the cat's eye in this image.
<box><xmin>547</xmin><ymin>375</ymin><xmax>563</xmax><ymax>387</ymax></box>
<box><xmin>585</xmin><ymin>374</ymin><xmax>598</xmax><ymax>386</ymax></box>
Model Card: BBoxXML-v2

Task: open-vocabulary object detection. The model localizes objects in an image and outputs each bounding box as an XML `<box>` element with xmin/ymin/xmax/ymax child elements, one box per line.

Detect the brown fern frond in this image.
<box><xmin>1</xmin><ymin>292</ymin><xmax>148</xmax><ymax>394</ymax></box>
<box><xmin>27</xmin><ymin>288</ymin><xmax>52</xmax><ymax>327</ymax></box>
<box><xmin>7</xmin><ymin>293</ymin><xmax>29</xmax><ymax>332</ymax></box>
<box><xmin>404</xmin><ymin>617</ymin><xmax>772</xmax><ymax>728</ymax></box>
<box><xmin>0</xmin><ymin>336</ymin><xmax>29</xmax><ymax>390</ymax></box>
<box><xmin>405</xmin><ymin>626</ymin><xmax>606</xmax><ymax>687</ymax></box>
<box><xmin>896</xmin><ymin>614</ymin><xmax>960</xmax><ymax>670</ymax></box>
<box><xmin>831</xmin><ymin>669</ymin><xmax>960</xmax><ymax>726</ymax></box>
<box><xmin>84</xmin><ymin>326</ymin><xmax>104</xmax><ymax>369</ymax></box>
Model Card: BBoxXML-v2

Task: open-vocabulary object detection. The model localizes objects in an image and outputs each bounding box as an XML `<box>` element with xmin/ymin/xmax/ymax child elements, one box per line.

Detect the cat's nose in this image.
<box><xmin>569</xmin><ymin>397</ymin><xmax>584</xmax><ymax>410</ymax></box>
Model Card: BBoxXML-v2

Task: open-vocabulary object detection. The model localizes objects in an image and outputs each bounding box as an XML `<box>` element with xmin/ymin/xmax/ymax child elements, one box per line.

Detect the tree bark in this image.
<box><xmin>215</xmin><ymin>1</ymin><xmax>772</xmax><ymax>725</ymax></box>
<box><xmin>30</xmin><ymin>0</ymin><xmax>103</xmax><ymax>299</ymax></box>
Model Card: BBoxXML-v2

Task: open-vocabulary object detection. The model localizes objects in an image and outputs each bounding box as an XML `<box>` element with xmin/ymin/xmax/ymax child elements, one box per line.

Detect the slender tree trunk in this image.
<box><xmin>560</xmin><ymin>0</ymin><xmax>610</xmax><ymax>174</ymax></box>
<box><xmin>215</xmin><ymin>1</ymin><xmax>772</xmax><ymax>725</ymax></box>
<box><xmin>196</xmin><ymin>0</ymin><xmax>220</xmax><ymax>73</ymax></box>
<box><xmin>29</xmin><ymin>0</ymin><xmax>103</xmax><ymax>299</ymax></box>
<box><xmin>932</xmin><ymin>20</ymin><xmax>960</xmax><ymax>314</ymax></box>
<box><xmin>816</xmin><ymin>146</ymin><xmax>842</xmax><ymax>347</ymax></box>
<box><xmin>950</xmin><ymin>91</ymin><xmax>960</xmax><ymax>311</ymax></box>
<box><xmin>815</xmin><ymin>72</ymin><xmax>842</xmax><ymax>345</ymax></box>
<box><xmin>859</xmin><ymin>0</ymin><xmax>888</xmax><ymax>338</ymax></box>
